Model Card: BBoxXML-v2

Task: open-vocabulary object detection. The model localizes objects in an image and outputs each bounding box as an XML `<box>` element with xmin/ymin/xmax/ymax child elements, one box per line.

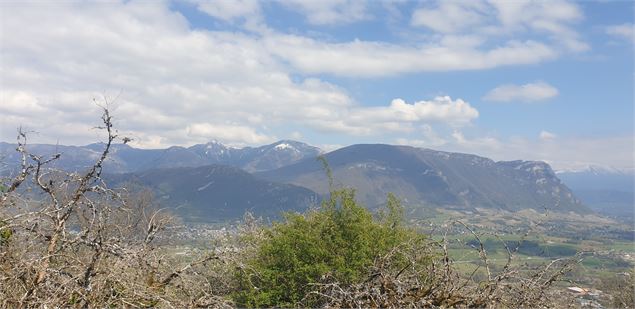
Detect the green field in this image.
<box><xmin>417</xmin><ymin>208</ymin><xmax>634</xmax><ymax>290</ymax></box>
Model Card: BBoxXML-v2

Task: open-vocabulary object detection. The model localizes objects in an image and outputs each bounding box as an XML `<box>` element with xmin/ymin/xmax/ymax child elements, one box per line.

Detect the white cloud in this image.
<box><xmin>186</xmin><ymin>123</ymin><xmax>273</xmax><ymax>145</ymax></box>
<box><xmin>451</xmin><ymin>130</ymin><xmax>503</xmax><ymax>150</ymax></box>
<box><xmin>351</xmin><ymin>97</ymin><xmax>478</xmax><ymax>125</ymax></box>
<box><xmin>0</xmin><ymin>0</ymin><xmax>587</xmax><ymax>84</ymax></box>
<box><xmin>0</xmin><ymin>0</ymin><xmax>628</xmax><ymax>171</ymax></box>
<box><xmin>191</xmin><ymin>0</ymin><xmax>265</xmax><ymax>31</ymax></box>
<box><xmin>411</xmin><ymin>0</ymin><xmax>587</xmax><ymax>52</ymax></box>
<box><xmin>411</xmin><ymin>1</ymin><xmax>488</xmax><ymax>33</ymax></box>
<box><xmin>490</xmin><ymin>0</ymin><xmax>582</xmax><ymax>28</ymax></box>
<box><xmin>267</xmin><ymin>35</ymin><xmax>557</xmax><ymax>77</ymax></box>
<box><xmin>193</xmin><ymin>0</ymin><xmax>260</xmax><ymax>22</ymax></box>
<box><xmin>0</xmin><ymin>2</ymin><xmax>334</xmax><ymax>147</ymax></box>
<box><xmin>443</xmin><ymin>134</ymin><xmax>634</xmax><ymax>171</ymax></box>
<box><xmin>483</xmin><ymin>82</ymin><xmax>559</xmax><ymax>103</ymax></box>
<box><xmin>186</xmin><ymin>1</ymin><xmax>585</xmax><ymax>78</ymax></box>
<box><xmin>306</xmin><ymin>96</ymin><xmax>479</xmax><ymax>136</ymax></box>
<box><xmin>0</xmin><ymin>1</ymin><xmax>485</xmax><ymax>148</ymax></box>
<box><xmin>606</xmin><ymin>23</ymin><xmax>634</xmax><ymax>43</ymax></box>
<box><xmin>539</xmin><ymin>130</ymin><xmax>557</xmax><ymax>141</ymax></box>
<box><xmin>395</xmin><ymin>125</ymin><xmax>447</xmax><ymax>148</ymax></box>
<box><xmin>279</xmin><ymin>0</ymin><xmax>371</xmax><ymax>25</ymax></box>
<box><xmin>318</xmin><ymin>144</ymin><xmax>344</xmax><ymax>152</ymax></box>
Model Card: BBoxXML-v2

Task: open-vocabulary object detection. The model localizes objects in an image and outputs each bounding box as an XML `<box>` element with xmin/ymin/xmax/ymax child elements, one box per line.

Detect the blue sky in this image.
<box><xmin>0</xmin><ymin>0</ymin><xmax>633</xmax><ymax>170</ymax></box>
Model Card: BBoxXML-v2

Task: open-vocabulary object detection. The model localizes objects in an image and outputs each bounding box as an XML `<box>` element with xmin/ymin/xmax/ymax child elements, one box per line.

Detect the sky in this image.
<box><xmin>0</xmin><ymin>0</ymin><xmax>633</xmax><ymax>171</ymax></box>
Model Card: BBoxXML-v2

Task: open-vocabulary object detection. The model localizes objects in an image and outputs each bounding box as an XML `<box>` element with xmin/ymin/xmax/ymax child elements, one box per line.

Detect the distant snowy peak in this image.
<box><xmin>555</xmin><ymin>164</ymin><xmax>634</xmax><ymax>175</ymax></box>
<box><xmin>176</xmin><ymin>139</ymin><xmax>322</xmax><ymax>172</ymax></box>
<box><xmin>274</xmin><ymin>143</ymin><xmax>296</xmax><ymax>151</ymax></box>
<box><xmin>205</xmin><ymin>140</ymin><xmax>225</xmax><ymax>148</ymax></box>
<box><xmin>193</xmin><ymin>140</ymin><xmax>319</xmax><ymax>153</ymax></box>
<box><xmin>187</xmin><ymin>140</ymin><xmax>235</xmax><ymax>161</ymax></box>
<box><xmin>233</xmin><ymin>140</ymin><xmax>322</xmax><ymax>172</ymax></box>
<box><xmin>270</xmin><ymin>140</ymin><xmax>316</xmax><ymax>152</ymax></box>
<box><xmin>262</xmin><ymin>140</ymin><xmax>320</xmax><ymax>153</ymax></box>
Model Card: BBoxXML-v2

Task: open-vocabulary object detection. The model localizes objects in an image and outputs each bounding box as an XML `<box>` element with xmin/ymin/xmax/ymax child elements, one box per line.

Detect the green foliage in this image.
<box><xmin>316</xmin><ymin>155</ymin><xmax>334</xmax><ymax>191</ymax></box>
<box><xmin>0</xmin><ymin>220</ymin><xmax>11</xmax><ymax>244</ymax></box>
<box><xmin>233</xmin><ymin>188</ymin><xmax>427</xmax><ymax>308</ymax></box>
<box><xmin>466</xmin><ymin>239</ymin><xmax>578</xmax><ymax>257</ymax></box>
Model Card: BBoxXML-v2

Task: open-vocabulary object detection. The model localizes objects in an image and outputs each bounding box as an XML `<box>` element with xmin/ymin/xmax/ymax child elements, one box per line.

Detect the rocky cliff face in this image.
<box><xmin>259</xmin><ymin>144</ymin><xmax>588</xmax><ymax>213</ymax></box>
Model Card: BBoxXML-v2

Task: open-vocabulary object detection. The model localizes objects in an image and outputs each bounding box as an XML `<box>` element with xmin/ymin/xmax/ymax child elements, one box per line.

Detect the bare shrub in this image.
<box><xmin>600</xmin><ymin>270</ymin><xmax>635</xmax><ymax>308</ymax></box>
<box><xmin>0</xmin><ymin>106</ymin><xmax>231</xmax><ymax>308</ymax></box>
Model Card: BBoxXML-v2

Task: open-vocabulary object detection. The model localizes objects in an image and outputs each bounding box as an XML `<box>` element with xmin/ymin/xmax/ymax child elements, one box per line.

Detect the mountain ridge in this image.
<box><xmin>2</xmin><ymin>141</ymin><xmax>592</xmax><ymax>217</ymax></box>
<box><xmin>556</xmin><ymin>167</ymin><xmax>633</xmax><ymax>219</ymax></box>
<box><xmin>257</xmin><ymin>144</ymin><xmax>588</xmax><ymax>214</ymax></box>
<box><xmin>105</xmin><ymin>164</ymin><xmax>319</xmax><ymax>222</ymax></box>
<box><xmin>0</xmin><ymin>139</ymin><xmax>321</xmax><ymax>173</ymax></box>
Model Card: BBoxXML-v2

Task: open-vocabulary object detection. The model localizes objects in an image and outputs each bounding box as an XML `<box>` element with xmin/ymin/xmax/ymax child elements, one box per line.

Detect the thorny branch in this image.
<box><xmin>0</xmin><ymin>104</ymin><xmax>233</xmax><ymax>308</ymax></box>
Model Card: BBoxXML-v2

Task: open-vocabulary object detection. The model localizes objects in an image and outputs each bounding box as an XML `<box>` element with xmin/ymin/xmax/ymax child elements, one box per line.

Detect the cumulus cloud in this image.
<box><xmin>306</xmin><ymin>96</ymin><xmax>479</xmax><ymax>136</ymax></box>
<box><xmin>0</xmin><ymin>1</ymin><xmax>336</xmax><ymax>146</ymax></box>
<box><xmin>483</xmin><ymin>82</ymin><xmax>559</xmax><ymax>103</ymax></box>
<box><xmin>352</xmin><ymin>97</ymin><xmax>478</xmax><ymax>125</ymax></box>
<box><xmin>0</xmin><ymin>1</ymin><xmax>488</xmax><ymax>148</ymax></box>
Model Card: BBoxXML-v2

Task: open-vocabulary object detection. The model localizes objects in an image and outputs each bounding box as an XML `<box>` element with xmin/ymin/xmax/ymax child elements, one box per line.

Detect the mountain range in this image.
<box><xmin>557</xmin><ymin>167</ymin><xmax>634</xmax><ymax>219</ymax></box>
<box><xmin>0</xmin><ymin>140</ymin><xmax>321</xmax><ymax>173</ymax></box>
<box><xmin>258</xmin><ymin>144</ymin><xmax>586</xmax><ymax>214</ymax></box>
<box><xmin>0</xmin><ymin>140</ymin><xmax>608</xmax><ymax>221</ymax></box>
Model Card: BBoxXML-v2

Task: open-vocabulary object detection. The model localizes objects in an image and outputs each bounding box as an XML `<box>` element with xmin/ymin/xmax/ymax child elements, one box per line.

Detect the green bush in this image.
<box><xmin>0</xmin><ymin>220</ymin><xmax>12</xmax><ymax>245</ymax></box>
<box><xmin>232</xmin><ymin>189</ymin><xmax>428</xmax><ymax>308</ymax></box>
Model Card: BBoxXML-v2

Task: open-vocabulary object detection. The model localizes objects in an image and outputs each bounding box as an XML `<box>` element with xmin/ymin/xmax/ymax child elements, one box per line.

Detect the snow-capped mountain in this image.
<box><xmin>556</xmin><ymin>165</ymin><xmax>634</xmax><ymax>192</ymax></box>
<box><xmin>188</xmin><ymin>140</ymin><xmax>240</xmax><ymax>163</ymax></box>
<box><xmin>555</xmin><ymin>164</ymin><xmax>634</xmax><ymax>176</ymax></box>
<box><xmin>0</xmin><ymin>140</ymin><xmax>322</xmax><ymax>174</ymax></box>
<box><xmin>240</xmin><ymin>140</ymin><xmax>322</xmax><ymax>172</ymax></box>
<box><xmin>556</xmin><ymin>165</ymin><xmax>634</xmax><ymax>219</ymax></box>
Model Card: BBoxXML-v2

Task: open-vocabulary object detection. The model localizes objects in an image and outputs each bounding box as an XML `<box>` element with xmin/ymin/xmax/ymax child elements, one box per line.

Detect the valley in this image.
<box><xmin>1</xmin><ymin>139</ymin><xmax>633</xmax><ymax>308</ymax></box>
